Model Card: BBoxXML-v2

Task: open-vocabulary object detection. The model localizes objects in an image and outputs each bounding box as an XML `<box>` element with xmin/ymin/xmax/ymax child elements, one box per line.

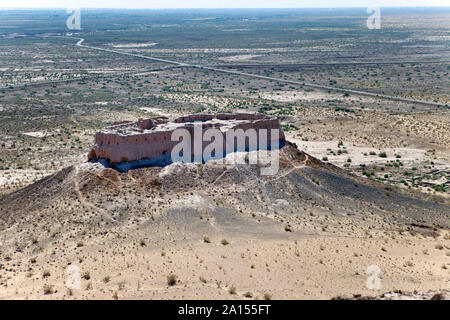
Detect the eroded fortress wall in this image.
<box><xmin>88</xmin><ymin>113</ymin><xmax>285</xmax><ymax>165</ymax></box>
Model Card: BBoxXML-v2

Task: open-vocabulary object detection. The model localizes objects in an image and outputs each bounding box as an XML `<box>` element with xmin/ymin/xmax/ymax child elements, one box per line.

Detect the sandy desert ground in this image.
<box><xmin>0</xmin><ymin>143</ymin><xmax>448</xmax><ymax>300</ymax></box>
<box><xmin>0</xmin><ymin>8</ymin><xmax>449</xmax><ymax>300</ymax></box>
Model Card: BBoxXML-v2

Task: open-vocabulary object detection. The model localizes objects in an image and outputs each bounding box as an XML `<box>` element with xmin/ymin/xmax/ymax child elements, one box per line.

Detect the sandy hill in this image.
<box><xmin>0</xmin><ymin>142</ymin><xmax>448</xmax><ymax>299</ymax></box>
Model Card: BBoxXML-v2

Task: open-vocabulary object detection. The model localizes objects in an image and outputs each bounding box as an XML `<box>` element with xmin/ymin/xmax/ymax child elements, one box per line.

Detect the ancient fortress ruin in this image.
<box><xmin>88</xmin><ymin>113</ymin><xmax>285</xmax><ymax>172</ymax></box>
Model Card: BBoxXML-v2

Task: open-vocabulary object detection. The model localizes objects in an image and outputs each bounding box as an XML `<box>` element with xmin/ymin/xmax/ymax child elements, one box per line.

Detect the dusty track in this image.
<box><xmin>212</xmin><ymin>61</ymin><xmax>450</xmax><ymax>68</ymax></box>
<box><xmin>73</xmin><ymin>166</ymin><xmax>114</xmax><ymax>223</ymax></box>
<box><xmin>62</xmin><ymin>37</ymin><xmax>448</xmax><ymax>108</ymax></box>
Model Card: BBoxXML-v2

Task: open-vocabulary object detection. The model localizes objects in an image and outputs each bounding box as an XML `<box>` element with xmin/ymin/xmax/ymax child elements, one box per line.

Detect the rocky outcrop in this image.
<box><xmin>88</xmin><ymin>113</ymin><xmax>285</xmax><ymax>170</ymax></box>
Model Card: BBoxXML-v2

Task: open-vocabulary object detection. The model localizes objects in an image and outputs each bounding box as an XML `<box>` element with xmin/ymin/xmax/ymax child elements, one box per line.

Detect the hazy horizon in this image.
<box><xmin>1</xmin><ymin>0</ymin><xmax>449</xmax><ymax>9</ymax></box>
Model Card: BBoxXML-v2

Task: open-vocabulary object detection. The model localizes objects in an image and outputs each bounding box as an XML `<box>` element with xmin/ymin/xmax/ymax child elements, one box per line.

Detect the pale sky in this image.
<box><xmin>1</xmin><ymin>0</ymin><xmax>449</xmax><ymax>9</ymax></box>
